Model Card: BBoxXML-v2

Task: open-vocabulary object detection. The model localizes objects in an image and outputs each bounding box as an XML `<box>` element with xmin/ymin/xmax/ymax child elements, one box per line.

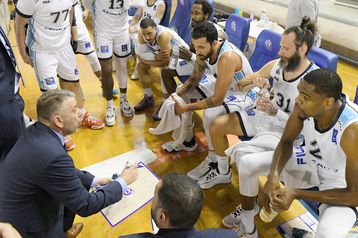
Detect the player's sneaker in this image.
<box><xmin>64</xmin><ymin>136</ymin><xmax>75</xmax><ymax>151</ymax></box>
<box><xmin>105</xmin><ymin>107</ymin><xmax>116</xmax><ymax>126</ymax></box>
<box><xmin>134</xmin><ymin>95</ymin><xmax>154</xmax><ymax>111</ymax></box>
<box><xmin>162</xmin><ymin>137</ymin><xmax>197</xmax><ymax>152</ymax></box>
<box><xmin>187</xmin><ymin>156</ymin><xmax>214</xmax><ymax>181</ymax></box>
<box><xmin>120</xmin><ymin>98</ymin><xmax>134</xmax><ymax>118</ymax></box>
<box><xmin>81</xmin><ymin>112</ymin><xmax>105</xmax><ymax>129</ymax></box>
<box><xmin>236</xmin><ymin>221</ymin><xmax>258</xmax><ymax>238</ymax></box>
<box><xmin>197</xmin><ymin>164</ymin><xmax>232</xmax><ymax>189</ymax></box>
<box><xmin>222</xmin><ymin>204</ymin><xmax>260</xmax><ymax>229</ymax></box>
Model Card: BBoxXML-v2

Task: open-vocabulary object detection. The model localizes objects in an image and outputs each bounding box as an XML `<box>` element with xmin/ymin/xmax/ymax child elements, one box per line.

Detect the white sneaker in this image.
<box><xmin>105</xmin><ymin>107</ymin><xmax>116</xmax><ymax>126</ymax></box>
<box><xmin>197</xmin><ymin>165</ymin><xmax>232</xmax><ymax>189</ymax></box>
<box><xmin>131</xmin><ymin>68</ymin><xmax>139</xmax><ymax>80</ymax></box>
<box><xmin>162</xmin><ymin>137</ymin><xmax>197</xmax><ymax>152</ymax></box>
<box><xmin>120</xmin><ymin>98</ymin><xmax>134</xmax><ymax>118</ymax></box>
<box><xmin>222</xmin><ymin>204</ymin><xmax>260</xmax><ymax>229</ymax></box>
<box><xmin>187</xmin><ymin>156</ymin><xmax>214</xmax><ymax>181</ymax></box>
<box><xmin>236</xmin><ymin>221</ymin><xmax>258</xmax><ymax>238</ymax></box>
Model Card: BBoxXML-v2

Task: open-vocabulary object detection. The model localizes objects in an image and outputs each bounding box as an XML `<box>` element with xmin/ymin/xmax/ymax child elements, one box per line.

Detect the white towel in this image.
<box><xmin>149</xmin><ymin>95</ymin><xmax>189</xmax><ymax>143</ymax></box>
<box><xmin>225</xmin><ymin>131</ymin><xmax>282</xmax><ymax>164</ymax></box>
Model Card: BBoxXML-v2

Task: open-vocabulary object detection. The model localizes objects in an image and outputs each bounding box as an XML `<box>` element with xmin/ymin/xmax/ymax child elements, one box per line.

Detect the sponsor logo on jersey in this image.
<box><xmin>227</xmin><ymin>95</ymin><xmax>237</xmax><ymax>101</ymax></box>
<box><xmin>246</xmin><ymin>109</ymin><xmax>255</xmax><ymax>116</ymax></box>
<box><xmin>101</xmin><ymin>46</ymin><xmax>109</xmax><ymax>53</ymax></box>
<box><xmin>122</xmin><ymin>44</ymin><xmax>128</xmax><ymax>52</ymax></box>
<box><xmin>332</xmin><ymin>128</ymin><xmax>338</xmax><ymax>145</ymax></box>
<box><xmin>85</xmin><ymin>42</ymin><xmax>91</xmax><ymax>49</ymax></box>
<box><xmin>179</xmin><ymin>60</ymin><xmax>187</xmax><ymax>66</ymax></box>
<box><xmin>45</xmin><ymin>77</ymin><xmax>56</xmax><ymax>85</ymax></box>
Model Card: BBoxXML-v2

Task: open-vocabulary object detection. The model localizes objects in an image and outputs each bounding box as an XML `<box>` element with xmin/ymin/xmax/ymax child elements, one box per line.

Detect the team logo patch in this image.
<box><xmin>44</xmin><ymin>77</ymin><xmax>56</xmax><ymax>85</ymax></box>
<box><xmin>265</xmin><ymin>40</ymin><xmax>272</xmax><ymax>51</ymax></box>
<box><xmin>179</xmin><ymin>60</ymin><xmax>187</xmax><ymax>66</ymax></box>
<box><xmin>101</xmin><ymin>46</ymin><xmax>109</xmax><ymax>53</ymax></box>
<box><xmin>122</xmin><ymin>44</ymin><xmax>128</xmax><ymax>52</ymax></box>
<box><xmin>332</xmin><ymin>128</ymin><xmax>338</xmax><ymax>144</ymax></box>
<box><xmin>74</xmin><ymin>68</ymin><xmax>79</xmax><ymax>75</ymax></box>
<box><xmin>231</xmin><ymin>21</ymin><xmax>236</xmax><ymax>32</ymax></box>
<box><xmin>200</xmin><ymin>75</ymin><xmax>208</xmax><ymax>83</ymax></box>
<box><xmin>246</xmin><ymin>109</ymin><xmax>255</xmax><ymax>116</ymax></box>
<box><xmin>85</xmin><ymin>42</ymin><xmax>91</xmax><ymax>48</ymax></box>
<box><xmin>227</xmin><ymin>95</ymin><xmax>237</xmax><ymax>101</ymax></box>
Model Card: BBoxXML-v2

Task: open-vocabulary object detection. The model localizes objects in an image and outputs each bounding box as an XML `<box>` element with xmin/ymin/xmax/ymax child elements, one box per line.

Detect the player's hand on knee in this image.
<box><xmin>120</xmin><ymin>164</ymin><xmax>139</xmax><ymax>185</ymax></box>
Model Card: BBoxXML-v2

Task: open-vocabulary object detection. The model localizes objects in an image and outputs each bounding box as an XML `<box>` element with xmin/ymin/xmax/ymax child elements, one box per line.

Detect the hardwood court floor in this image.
<box><xmin>7</xmin><ymin>23</ymin><xmax>358</xmax><ymax>237</ymax></box>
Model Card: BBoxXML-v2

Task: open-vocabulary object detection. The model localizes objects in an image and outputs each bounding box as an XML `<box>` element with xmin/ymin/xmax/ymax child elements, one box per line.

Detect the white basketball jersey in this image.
<box><xmin>75</xmin><ymin>3</ymin><xmax>86</xmax><ymax>36</ymax></box>
<box><xmin>92</xmin><ymin>0</ymin><xmax>129</xmax><ymax>35</ymax></box>
<box><xmin>271</xmin><ymin>60</ymin><xmax>319</xmax><ymax>116</ymax></box>
<box><xmin>204</xmin><ymin>41</ymin><xmax>253</xmax><ymax>91</ymax></box>
<box><xmin>16</xmin><ymin>0</ymin><xmax>77</xmax><ymax>52</ymax></box>
<box><xmin>303</xmin><ymin>95</ymin><xmax>358</xmax><ymax>191</ymax></box>
<box><xmin>142</xmin><ymin>0</ymin><xmax>164</xmax><ymax>21</ymax></box>
<box><xmin>143</xmin><ymin>25</ymin><xmax>189</xmax><ymax>54</ymax></box>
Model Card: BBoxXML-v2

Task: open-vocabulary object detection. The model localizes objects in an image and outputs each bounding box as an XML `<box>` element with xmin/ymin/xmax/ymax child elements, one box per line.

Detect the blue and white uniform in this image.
<box><xmin>16</xmin><ymin>0</ymin><xmax>79</xmax><ymax>90</ymax></box>
<box><xmin>92</xmin><ymin>0</ymin><xmax>131</xmax><ymax>59</ymax></box>
<box><xmin>236</xmin><ymin>60</ymin><xmax>319</xmax><ymax>137</ymax></box>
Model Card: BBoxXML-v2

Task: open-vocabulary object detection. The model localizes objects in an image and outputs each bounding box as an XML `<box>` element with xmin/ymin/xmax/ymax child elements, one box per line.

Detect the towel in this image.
<box><xmin>149</xmin><ymin>95</ymin><xmax>189</xmax><ymax>143</ymax></box>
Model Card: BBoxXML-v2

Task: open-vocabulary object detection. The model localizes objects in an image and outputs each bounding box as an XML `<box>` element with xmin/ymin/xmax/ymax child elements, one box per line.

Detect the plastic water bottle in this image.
<box><xmin>255</xmin><ymin>88</ymin><xmax>270</xmax><ymax>131</ymax></box>
<box><xmin>259</xmin><ymin>206</ymin><xmax>279</xmax><ymax>223</ymax></box>
<box><xmin>258</xmin><ymin>9</ymin><xmax>269</xmax><ymax>28</ymax></box>
<box><xmin>169</xmin><ymin>39</ymin><xmax>179</xmax><ymax>69</ymax></box>
<box><xmin>260</xmin><ymin>9</ymin><xmax>267</xmax><ymax>22</ymax></box>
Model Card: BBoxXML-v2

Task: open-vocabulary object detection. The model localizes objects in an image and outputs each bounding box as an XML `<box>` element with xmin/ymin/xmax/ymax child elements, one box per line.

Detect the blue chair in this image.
<box><xmin>307</xmin><ymin>46</ymin><xmax>338</xmax><ymax>72</ymax></box>
<box><xmin>162</xmin><ymin>0</ymin><xmax>192</xmax><ymax>45</ymax></box>
<box><xmin>249</xmin><ymin>29</ymin><xmax>281</xmax><ymax>72</ymax></box>
<box><xmin>354</xmin><ymin>86</ymin><xmax>358</xmax><ymax>105</ymax></box>
<box><xmin>207</xmin><ymin>0</ymin><xmax>215</xmax><ymax>21</ymax></box>
<box><xmin>225</xmin><ymin>14</ymin><xmax>251</xmax><ymax>52</ymax></box>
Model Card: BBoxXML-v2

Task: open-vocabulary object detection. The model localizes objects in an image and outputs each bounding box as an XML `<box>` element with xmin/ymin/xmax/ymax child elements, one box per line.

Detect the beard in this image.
<box><xmin>198</xmin><ymin>46</ymin><xmax>214</xmax><ymax>60</ymax></box>
<box><xmin>279</xmin><ymin>51</ymin><xmax>301</xmax><ymax>72</ymax></box>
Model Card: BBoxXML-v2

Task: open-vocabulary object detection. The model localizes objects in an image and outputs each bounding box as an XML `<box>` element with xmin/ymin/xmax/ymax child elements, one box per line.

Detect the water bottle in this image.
<box><xmin>254</xmin><ymin>88</ymin><xmax>270</xmax><ymax>131</ymax></box>
<box><xmin>260</xmin><ymin>9</ymin><xmax>267</xmax><ymax>22</ymax></box>
<box><xmin>258</xmin><ymin>9</ymin><xmax>268</xmax><ymax>28</ymax></box>
<box><xmin>169</xmin><ymin>39</ymin><xmax>179</xmax><ymax>69</ymax></box>
<box><xmin>259</xmin><ymin>205</ymin><xmax>279</xmax><ymax>223</ymax></box>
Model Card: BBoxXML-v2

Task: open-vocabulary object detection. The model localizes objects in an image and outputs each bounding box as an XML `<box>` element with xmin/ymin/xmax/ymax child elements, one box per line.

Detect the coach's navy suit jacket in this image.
<box><xmin>120</xmin><ymin>227</ymin><xmax>237</xmax><ymax>238</ymax></box>
<box><xmin>0</xmin><ymin>26</ymin><xmax>24</xmax><ymax>159</ymax></box>
<box><xmin>0</xmin><ymin>122</ymin><xmax>123</xmax><ymax>238</ymax></box>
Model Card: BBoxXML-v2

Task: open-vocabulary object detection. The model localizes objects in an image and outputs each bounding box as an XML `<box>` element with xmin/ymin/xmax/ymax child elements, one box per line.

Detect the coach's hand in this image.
<box><xmin>120</xmin><ymin>164</ymin><xmax>138</xmax><ymax>186</ymax></box>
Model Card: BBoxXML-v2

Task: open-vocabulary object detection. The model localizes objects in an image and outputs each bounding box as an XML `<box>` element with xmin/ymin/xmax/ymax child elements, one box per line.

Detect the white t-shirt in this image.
<box><xmin>92</xmin><ymin>0</ymin><xmax>129</xmax><ymax>35</ymax></box>
<box><xmin>16</xmin><ymin>0</ymin><xmax>77</xmax><ymax>52</ymax></box>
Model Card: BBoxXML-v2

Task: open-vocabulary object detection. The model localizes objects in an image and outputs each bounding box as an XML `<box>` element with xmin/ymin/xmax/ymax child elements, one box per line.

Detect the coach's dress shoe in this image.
<box><xmin>65</xmin><ymin>223</ymin><xmax>83</xmax><ymax>238</ymax></box>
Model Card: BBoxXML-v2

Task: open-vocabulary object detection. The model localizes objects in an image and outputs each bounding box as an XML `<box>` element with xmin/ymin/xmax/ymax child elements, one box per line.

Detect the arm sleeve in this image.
<box><xmin>16</xmin><ymin>0</ymin><xmax>35</xmax><ymax>18</ymax></box>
